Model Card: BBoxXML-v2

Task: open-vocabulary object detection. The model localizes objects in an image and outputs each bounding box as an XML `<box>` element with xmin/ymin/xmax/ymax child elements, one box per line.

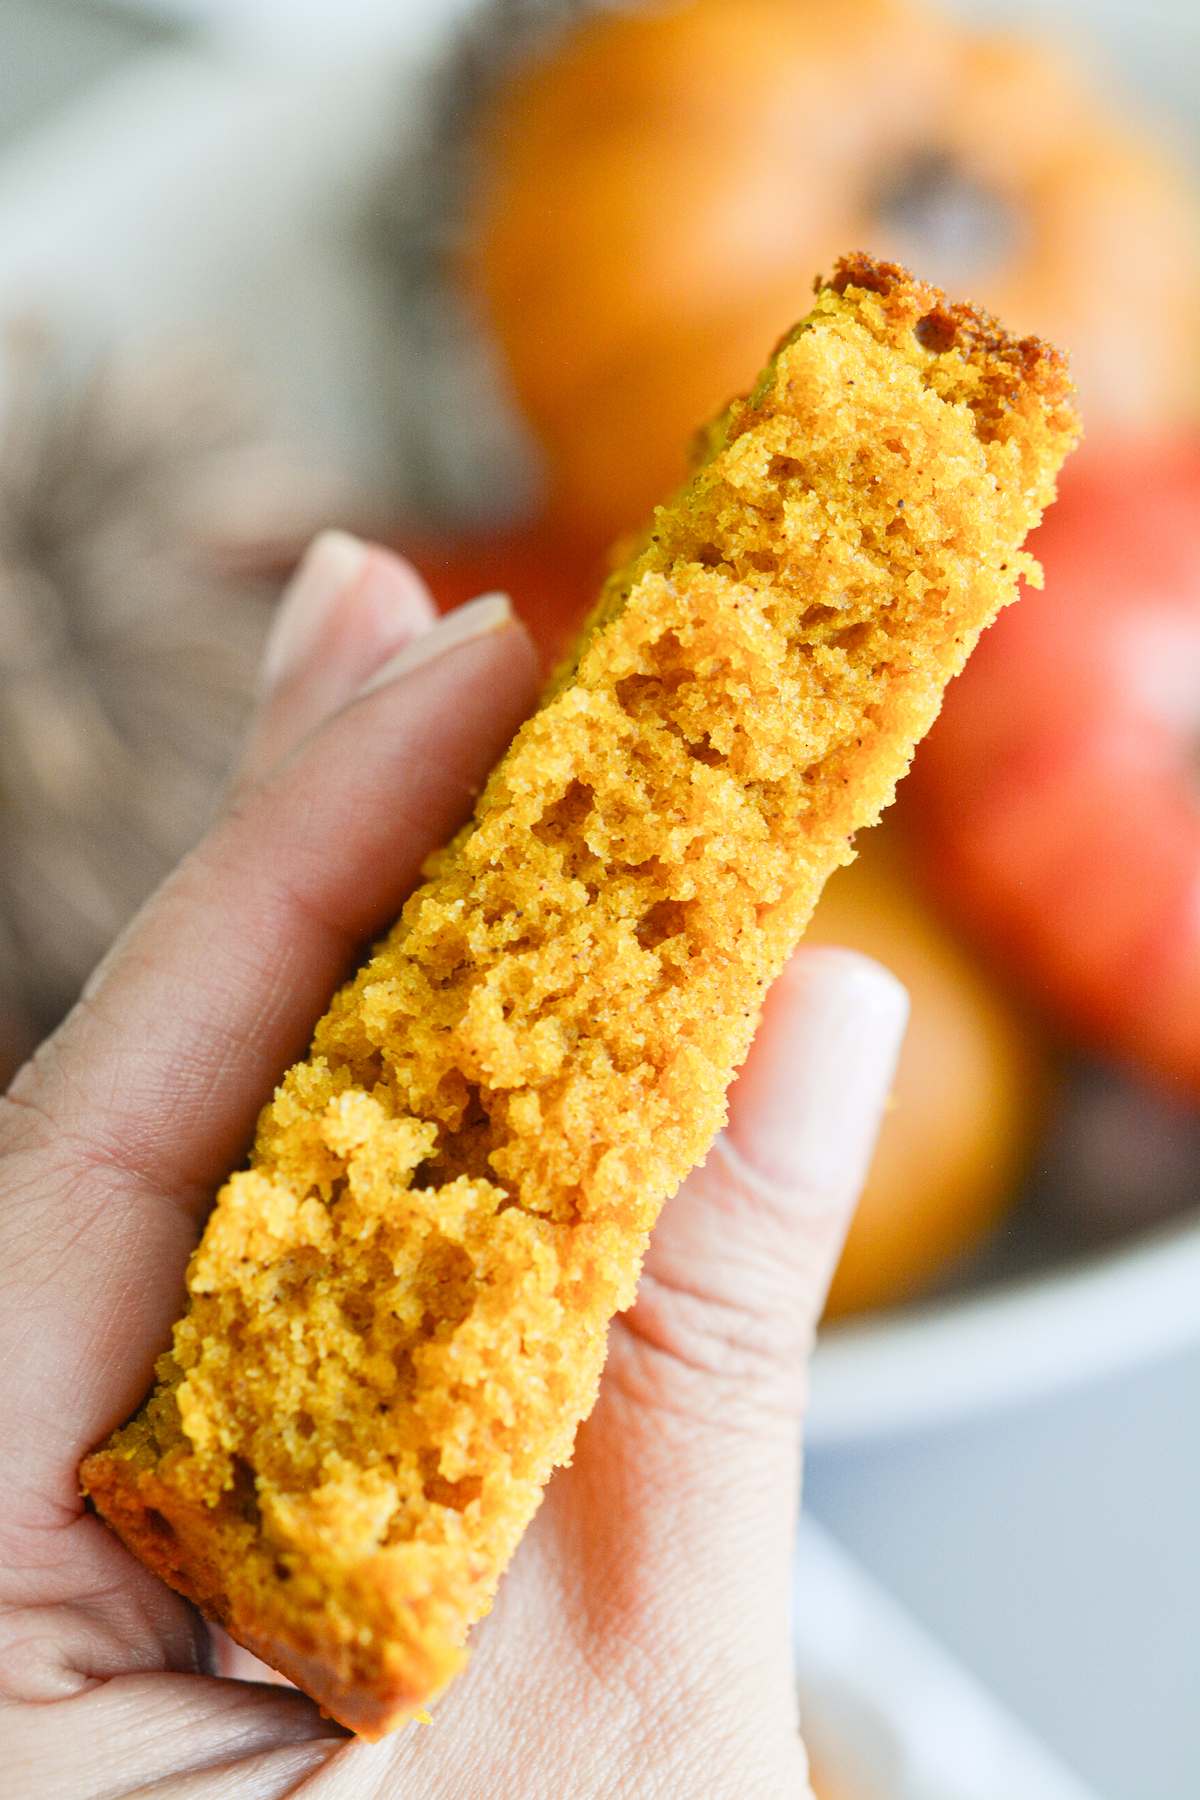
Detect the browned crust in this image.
<box><xmin>80</xmin><ymin>1455</ymin><xmax>227</xmax><ymax>1612</ymax></box>
<box><xmin>81</xmin><ymin>1450</ymin><xmax>428</xmax><ymax>1734</ymax></box>
<box><xmin>821</xmin><ymin>252</ymin><xmax>1078</xmax><ymax>439</ymax></box>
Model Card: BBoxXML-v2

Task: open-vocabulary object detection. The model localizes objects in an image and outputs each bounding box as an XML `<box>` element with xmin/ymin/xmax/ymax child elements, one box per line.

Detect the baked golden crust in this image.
<box><xmin>81</xmin><ymin>257</ymin><xmax>1078</xmax><ymax>1738</ymax></box>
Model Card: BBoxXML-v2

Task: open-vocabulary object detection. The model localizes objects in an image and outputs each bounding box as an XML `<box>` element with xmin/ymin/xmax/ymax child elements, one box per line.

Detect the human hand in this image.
<box><xmin>0</xmin><ymin>532</ymin><xmax>907</xmax><ymax>1798</ymax></box>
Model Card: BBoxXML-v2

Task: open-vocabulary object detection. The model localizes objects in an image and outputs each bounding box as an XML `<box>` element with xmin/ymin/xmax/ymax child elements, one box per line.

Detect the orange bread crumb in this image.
<box><xmin>82</xmin><ymin>257</ymin><xmax>1078</xmax><ymax>1737</ymax></box>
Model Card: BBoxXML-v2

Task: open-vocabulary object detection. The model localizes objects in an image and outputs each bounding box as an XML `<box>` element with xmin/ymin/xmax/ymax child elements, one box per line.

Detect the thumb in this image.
<box><xmin>567</xmin><ymin>946</ymin><xmax>907</xmax><ymax>1690</ymax></box>
<box><xmin>614</xmin><ymin>944</ymin><xmax>908</xmax><ymax>1437</ymax></box>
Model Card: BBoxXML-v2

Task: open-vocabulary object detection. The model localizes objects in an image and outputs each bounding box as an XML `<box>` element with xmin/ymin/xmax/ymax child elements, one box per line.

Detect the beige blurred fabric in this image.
<box><xmin>0</xmin><ymin>326</ymin><xmax>338</xmax><ymax>1073</ymax></box>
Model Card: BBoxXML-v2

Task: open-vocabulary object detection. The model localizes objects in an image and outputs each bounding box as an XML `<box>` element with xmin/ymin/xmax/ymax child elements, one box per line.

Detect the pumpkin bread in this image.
<box><xmin>82</xmin><ymin>257</ymin><xmax>1078</xmax><ymax>1737</ymax></box>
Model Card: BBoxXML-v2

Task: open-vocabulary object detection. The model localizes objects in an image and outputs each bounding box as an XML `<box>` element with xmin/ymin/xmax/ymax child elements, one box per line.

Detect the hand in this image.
<box><xmin>0</xmin><ymin>532</ymin><xmax>907</xmax><ymax>1799</ymax></box>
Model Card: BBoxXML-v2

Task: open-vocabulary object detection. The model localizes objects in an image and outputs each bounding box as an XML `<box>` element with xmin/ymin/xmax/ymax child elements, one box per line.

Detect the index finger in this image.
<box><xmin>0</xmin><ymin>618</ymin><xmax>539</xmax><ymax>1519</ymax></box>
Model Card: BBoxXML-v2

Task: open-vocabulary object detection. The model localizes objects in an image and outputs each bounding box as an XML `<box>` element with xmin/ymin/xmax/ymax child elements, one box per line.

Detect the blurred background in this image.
<box><xmin>0</xmin><ymin>2</ymin><xmax>1196</xmax><ymax>1796</ymax></box>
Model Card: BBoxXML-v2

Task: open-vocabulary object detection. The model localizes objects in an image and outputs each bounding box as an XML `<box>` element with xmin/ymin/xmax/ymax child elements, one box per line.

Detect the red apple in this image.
<box><xmin>906</xmin><ymin>441</ymin><xmax>1200</xmax><ymax>1099</ymax></box>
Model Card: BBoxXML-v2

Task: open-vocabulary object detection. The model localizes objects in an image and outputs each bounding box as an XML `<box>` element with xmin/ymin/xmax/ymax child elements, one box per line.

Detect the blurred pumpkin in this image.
<box><xmin>806</xmin><ymin>819</ymin><xmax>1050</xmax><ymax>1317</ymax></box>
<box><xmin>458</xmin><ymin>0</ymin><xmax>1200</xmax><ymax>551</ymax></box>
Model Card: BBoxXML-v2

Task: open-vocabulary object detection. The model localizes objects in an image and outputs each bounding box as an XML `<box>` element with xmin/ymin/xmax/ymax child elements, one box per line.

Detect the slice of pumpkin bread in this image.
<box><xmin>82</xmin><ymin>256</ymin><xmax>1078</xmax><ymax>1737</ymax></box>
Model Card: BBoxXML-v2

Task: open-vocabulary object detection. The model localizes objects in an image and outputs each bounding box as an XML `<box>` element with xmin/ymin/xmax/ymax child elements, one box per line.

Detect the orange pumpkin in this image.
<box><xmin>460</xmin><ymin>0</ymin><xmax>1200</xmax><ymax>551</ymax></box>
<box><xmin>805</xmin><ymin>820</ymin><xmax>1050</xmax><ymax>1318</ymax></box>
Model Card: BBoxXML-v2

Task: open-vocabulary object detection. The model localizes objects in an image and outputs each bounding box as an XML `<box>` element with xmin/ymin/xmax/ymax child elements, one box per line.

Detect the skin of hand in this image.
<box><xmin>0</xmin><ymin>531</ymin><xmax>908</xmax><ymax>1800</ymax></box>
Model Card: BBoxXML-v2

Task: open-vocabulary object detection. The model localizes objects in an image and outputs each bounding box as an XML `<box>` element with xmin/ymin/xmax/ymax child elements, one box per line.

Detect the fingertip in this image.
<box><xmin>357</xmin><ymin>543</ymin><xmax>441</xmax><ymax>641</ymax></box>
<box><xmin>726</xmin><ymin>942</ymin><xmax>909</xmax><ymax>1200</ymax></box>
<box><xmin>236</xmin><ymin>533</ymin><xmax>439</xmax><ymax>794</ymax></box>
<box><xmin>773</xmin><ymin>943</ymin><xmax>910</xmax><ymax>1032</ymax></box>
<box><xmin>355</xmin><ymin>591</ymin><xmax>517</xmax><ymax>699</ymax></box>
<box><xmin>263</xmin><ymin>533</ymin><xmax>439</xmax><ymax>700</ymax></box>
<box><xmin>258</xmin><ymin>530</ymin><xmax>372</xmax><ymax>695</ymax></box>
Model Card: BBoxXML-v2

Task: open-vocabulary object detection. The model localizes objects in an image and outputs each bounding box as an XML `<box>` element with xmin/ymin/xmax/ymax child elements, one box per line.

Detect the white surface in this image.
<box><xmin>0</xmin><ymin>49</ymin><xmax>407</xmax><ymax>502</ymax></box>
<box><xmin>808</xmin><ymin>1214</ymin><xmax>1200</xmax><ymax>1446</ymax></box>
<box><xmin>793</xmin><ymin>1514</ymin><xmax>1102</xmax><ymax>1800</ymax></box>
<box><xmin>804</xmin><ymin>1346</ymin><xmax>1200</xmax><ymax>1800</ymax></box>
<box><xmin>112</xmin><ymin>0</ymin><xmax>482</xmax><ymax>58</ymax></box>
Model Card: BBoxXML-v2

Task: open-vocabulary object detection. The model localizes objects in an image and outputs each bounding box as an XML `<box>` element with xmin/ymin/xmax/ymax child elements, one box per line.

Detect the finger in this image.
<box><xmin>621</xmin><ymin>945</ymin><xmax>909</xmax><ymax>1427</ymax></box>
<box><xmin>557</xmin><ymin>948</ymin><xmax>907</xmax><ymax>1703</ymax></box>
<box><xmin>233</xmin><ymin>530</ymin><xmax>439</xmax><ymax>798</ymax></box>
<box><xmin>0</xmin><ymin>597</ymin><xmax>540</xmax><ymax>1516</ymax></box>
<box><xmin>6</xmin><ymin>1675</ymin><xmax>346</xmax><ymax>1800</ymax></box>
